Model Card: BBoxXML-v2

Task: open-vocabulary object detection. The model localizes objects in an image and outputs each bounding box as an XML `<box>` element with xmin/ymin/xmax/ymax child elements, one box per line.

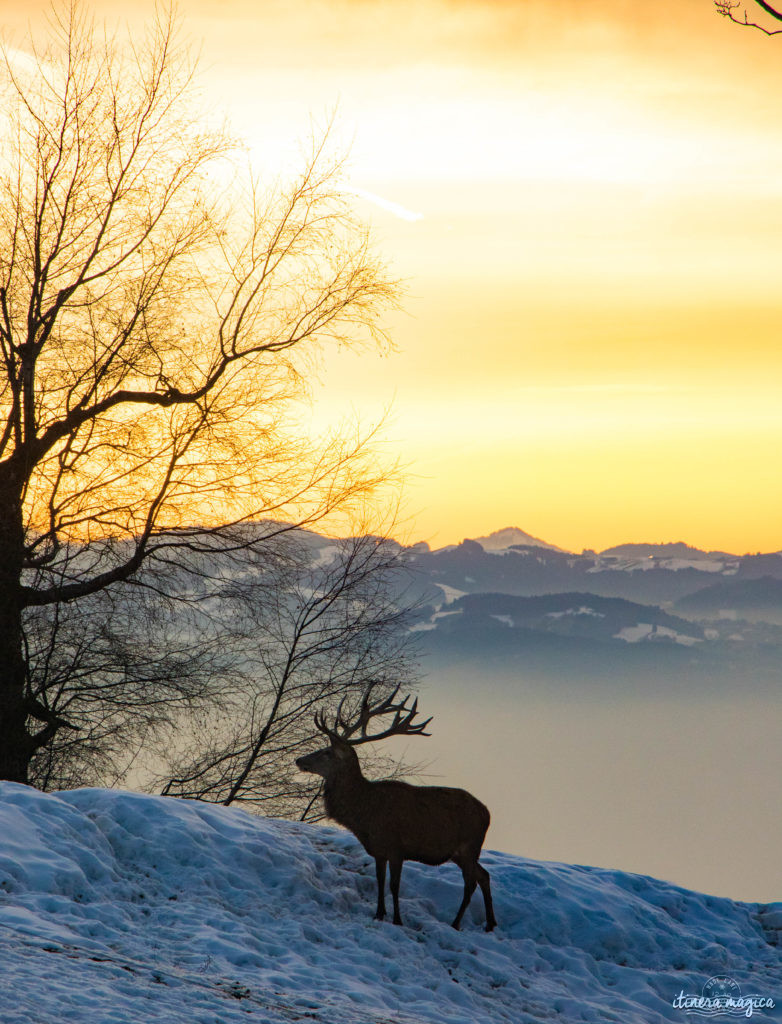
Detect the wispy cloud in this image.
<box><xmin>2</xmin><ymin>46</ymin><xmax>39</xmax><ymax>76</ymax></box>
<box><xmin>349</xmin><ymin>187</ymin><xmax>423</xmax><ymax>222</ymax></box>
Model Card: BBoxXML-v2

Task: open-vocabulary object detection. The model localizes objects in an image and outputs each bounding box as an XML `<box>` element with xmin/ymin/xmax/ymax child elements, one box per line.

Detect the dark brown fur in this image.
<box><xmin>296</xmin><ymin>737</ymin><xmax>497</xmax><ymax>931</ymax></box>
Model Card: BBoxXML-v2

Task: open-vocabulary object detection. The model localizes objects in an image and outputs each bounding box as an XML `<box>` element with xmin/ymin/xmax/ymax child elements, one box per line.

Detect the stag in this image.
<box><xmin>295</xmin><ymin>686</ymin><xmax>497</xmax><ymax>932</ymax></box>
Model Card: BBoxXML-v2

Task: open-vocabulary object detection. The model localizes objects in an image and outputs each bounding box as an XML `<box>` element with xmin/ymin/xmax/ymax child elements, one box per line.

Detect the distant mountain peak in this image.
<box><xmin>473</xmin><ymin>527</ymin><xmax>566</xmax><ymax>553</ymax></box>
<box><xmin>599</xmin><ymin>541</ymin><xmax>736</xmax><ymax>560</ymax></box>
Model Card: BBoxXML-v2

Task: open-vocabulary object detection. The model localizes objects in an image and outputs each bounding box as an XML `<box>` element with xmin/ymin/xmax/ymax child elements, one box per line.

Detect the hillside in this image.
<box><xmin>412</xmin><ymin>591</ymin><xmax>706</xmax><ymax>645</ymax></box>
<box><xmin>675</xmin><ymin>576</ymin><xmax>782</xmax><ymax>620</ymax></box>
<box><xmin>0</xmin><ymin>786</ymin><xmax>779</xmax><ymax>1024</ymax></box>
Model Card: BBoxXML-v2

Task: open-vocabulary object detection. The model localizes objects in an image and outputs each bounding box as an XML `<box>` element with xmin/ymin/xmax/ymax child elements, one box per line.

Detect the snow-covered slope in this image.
<box><xmin>0</xmin><ymin>785</ymin><xmax>779</xmax><ymax>1024</ymax></box>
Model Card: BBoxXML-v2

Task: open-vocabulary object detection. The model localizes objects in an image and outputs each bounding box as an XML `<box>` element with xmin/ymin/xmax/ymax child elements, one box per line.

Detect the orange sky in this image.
<box><xmin>8</xmin><ymin>0</ymin><xmax>782</xmax><ymax>553</ymax></box>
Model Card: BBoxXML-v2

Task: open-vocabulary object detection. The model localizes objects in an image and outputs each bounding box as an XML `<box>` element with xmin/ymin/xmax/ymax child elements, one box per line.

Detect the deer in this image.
<box><xmin>295</xmin><ymin>685</ymin><xmax>497</xmax><ymax>932</ymax></box>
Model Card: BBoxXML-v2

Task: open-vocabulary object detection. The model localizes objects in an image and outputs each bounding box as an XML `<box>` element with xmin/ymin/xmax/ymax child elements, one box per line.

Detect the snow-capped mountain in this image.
<box><xmin>400</xmin><ymin>532</ymin><xmax>782</xmax><ymax>691</ymax></box>
<box><xmin>410</xmin><ymin>534</ymin><xmax>782</xmax><ymax>606</ymax></box>
<box><xmin>1</xmin><ymin>785</ymin><xmax>779</xmax><ymax>1024</ymax></box>
<box><xmin>473</xmin><ymin>526</ymin><xmax>566</xmax><ymax>553</ymax></box>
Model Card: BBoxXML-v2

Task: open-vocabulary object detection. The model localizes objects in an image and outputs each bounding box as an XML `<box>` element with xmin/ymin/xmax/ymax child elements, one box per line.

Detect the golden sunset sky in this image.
<box><xmin>8</xmin><ymin>0</ymin><xmax>782</xmax><ymax>552</ymax></box>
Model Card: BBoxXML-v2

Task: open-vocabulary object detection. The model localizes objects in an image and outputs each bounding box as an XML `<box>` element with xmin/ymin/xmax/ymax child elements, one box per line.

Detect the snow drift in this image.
<box><xmin>0</xmin><ymin>784</ymin><xmax>779</xmax><ymax>1023</ymax></box>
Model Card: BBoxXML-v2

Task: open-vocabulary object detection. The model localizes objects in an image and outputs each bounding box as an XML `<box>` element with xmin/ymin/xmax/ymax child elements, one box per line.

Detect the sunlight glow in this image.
<box><xmin>7</xmin><ymin>0</ymin><xmax>782</xmax><ymax>552</ymax></box>
<box><xmin>349</xmin><ymin>92</ymin><xmax>699</xmax><ymax>187</ymax></box>
<box><xmin>2</xmin><ymin>46</ymin><xmax>38</xmax><ymax>75</ymax></box>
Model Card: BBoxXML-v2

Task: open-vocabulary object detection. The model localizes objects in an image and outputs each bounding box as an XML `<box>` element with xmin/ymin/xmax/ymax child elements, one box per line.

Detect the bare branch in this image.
<box><xmin>153</xmin><ymin>531</ymin><xmax>424</xmax><ymax>816</ymax></box>
<box><xmin>0</xmin><ymin>2</ymin><xmax>400</xmax><ymax>786</ymax></box>
<box><xmin>715</xmin><ymin>0</ymin><xmax>782</xmax><ymax>33</ymax></box>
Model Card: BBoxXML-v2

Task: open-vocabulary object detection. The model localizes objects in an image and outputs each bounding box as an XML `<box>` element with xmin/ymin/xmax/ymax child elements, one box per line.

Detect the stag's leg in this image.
<box><xmin>389</xmin><ymin>857</ymin><xmax>404</xmax><ymax>926</ymax></box>
<box><xmin>374</xmin><ymin>857</ymin><xmax>387</xmax><ymax>921</ymax></box>
<box><xmin>477</xmin><ymin>862</ymin><xmax>497</xmax><ymax>932</ymax></box>
<box><xmin>451</xmin><ymin>856</ymin><xmax>478</xmax><ymax>931</ymax></box>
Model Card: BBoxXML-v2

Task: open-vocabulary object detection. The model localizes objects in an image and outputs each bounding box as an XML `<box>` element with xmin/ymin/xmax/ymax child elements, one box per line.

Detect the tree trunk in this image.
<box><xmin>0</xmin><ymin>472</ymin><xmax>32</xmax><ymax>784</ymax></box>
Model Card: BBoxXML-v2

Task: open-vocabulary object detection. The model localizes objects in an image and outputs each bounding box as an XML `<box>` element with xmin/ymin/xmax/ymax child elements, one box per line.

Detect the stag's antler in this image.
<box><xmin>314</xmin><ymin>684</ymin><xmax>432</xmax><ymax>745</ymax></box>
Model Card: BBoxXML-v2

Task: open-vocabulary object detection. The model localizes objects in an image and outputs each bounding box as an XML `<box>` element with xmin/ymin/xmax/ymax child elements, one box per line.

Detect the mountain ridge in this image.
<box><xmin>434</xmin><ymin>526</ymin><xmax>782</xmax><ymax>561</ymax></box>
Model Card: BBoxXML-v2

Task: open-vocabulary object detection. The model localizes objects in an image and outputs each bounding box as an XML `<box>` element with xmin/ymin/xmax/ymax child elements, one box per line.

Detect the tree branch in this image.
<box><xmin>716</xmin><ymin>0</ymin><xmax>782</xmax><ymax>33</ymax></box>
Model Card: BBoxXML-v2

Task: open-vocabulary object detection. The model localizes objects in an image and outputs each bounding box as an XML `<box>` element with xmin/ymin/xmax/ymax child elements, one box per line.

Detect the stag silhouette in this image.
<box><xmin>295</xmin><ymin>686</ymin><xmax>497</xmax><ymax>931</ymax></box>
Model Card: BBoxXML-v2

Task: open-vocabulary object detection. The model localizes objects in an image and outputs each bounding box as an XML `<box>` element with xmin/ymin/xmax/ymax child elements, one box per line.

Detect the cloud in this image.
<box><xmin>2</xmin><ymin>46</ymin><xmax>39</xmax><ymax>76</ymax></box>
<box><xmin>349</xmin><ymin>187</ymin><xmax>423</xmax><ymax>222</ymax></box>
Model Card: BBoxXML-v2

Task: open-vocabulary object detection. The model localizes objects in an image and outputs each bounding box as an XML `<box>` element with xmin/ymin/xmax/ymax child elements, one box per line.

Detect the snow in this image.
<box><xmin>410</xmin><ymin>607</ymin><xmax>463</xmax><ymax>633</ymax></box>
<box><xmin>434</xmin><ymin>583</ymin><xmax>467</xmax><ymax>605</ymax></box>
<box><xmin>614</xmin><ymin>624</ymin><xmax>703</xmax><ymax>646</ymax></box>
<box><xmin>547</xmin><ymin>606</ymin><xmax>606</xmax><ymax>619</ymax></box>
<box><xmin>0</xmin><ymin>784</ymin><xmax>779</xmax><ymax>1024</ymax></box>
<box><xmin>589</xmin><ymin>557</ymin><xmax>733</xmax><ymax>575</ymax></box>
<box><xmin>310</xmin><ymin>543</ymin><xmax>341</xmax><ymax>568</ymax></box>
<box><xmin>656</xmin><ymin>559</ymin><xmax>727</xmax><ymax>573</ymax></box>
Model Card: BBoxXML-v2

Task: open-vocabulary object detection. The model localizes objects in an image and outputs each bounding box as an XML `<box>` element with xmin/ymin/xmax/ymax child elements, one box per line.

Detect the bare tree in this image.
<box><xmin>715</xmin><ymin>0</ymin><xmax>782</xmax><ymax>34</ymax></box>
<box><xmin>156</xmin><ymin>531</ymin><xmax>423</xmax><ymax>821</ymax></box>
<box><xmin>24</xmin><ymin>552</ymin><xmax>242</xmax><ymax>791</ymax></box>
<box><xmin>0</xmin><ymin>2</ymin><xmax>397</xmax><ymax>784</ymax></box>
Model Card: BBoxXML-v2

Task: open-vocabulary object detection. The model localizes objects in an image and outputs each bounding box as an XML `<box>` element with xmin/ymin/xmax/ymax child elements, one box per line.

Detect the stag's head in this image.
<box><xmin>295</xmin><ymin>736</ymin><xmax>357</xmax><ymax>780</ymax></box>
<box><xmin>295</xmin><ymin>684</ymin><xmax>432</xmax><ymax>779</ymax></box>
